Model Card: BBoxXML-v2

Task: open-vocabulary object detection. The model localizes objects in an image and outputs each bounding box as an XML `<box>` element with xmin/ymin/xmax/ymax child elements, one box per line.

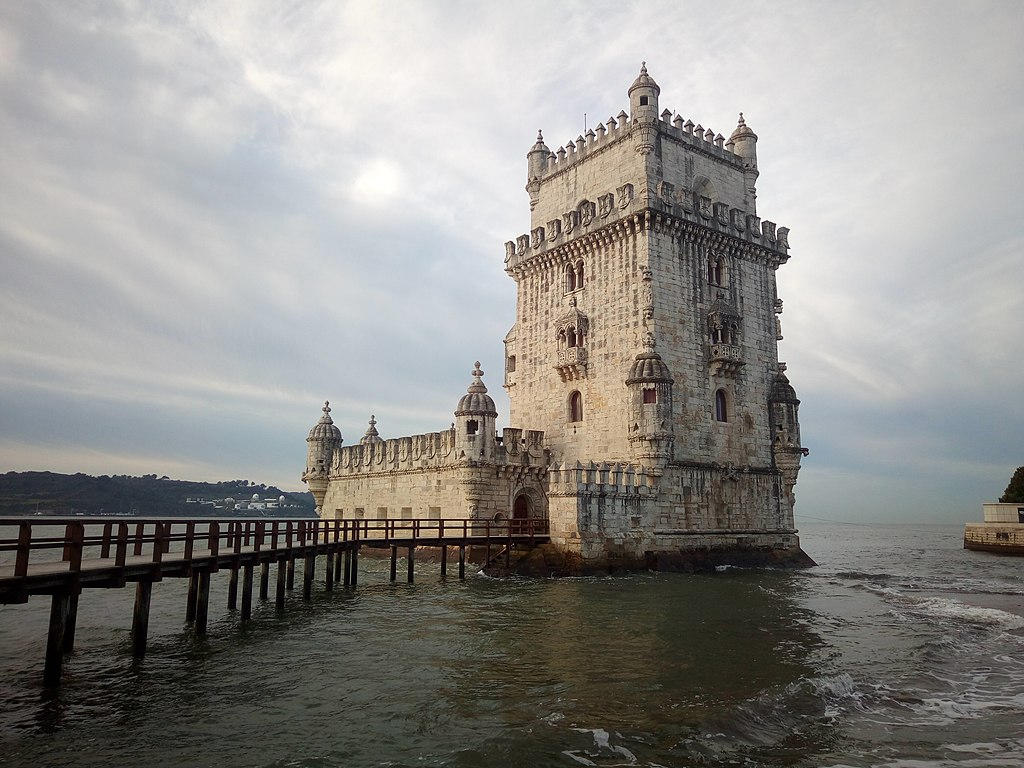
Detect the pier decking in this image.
<box><xmin>0</xmin><ymin>516</ymin><xmax>549</xmax><ymax>686</ymax></box>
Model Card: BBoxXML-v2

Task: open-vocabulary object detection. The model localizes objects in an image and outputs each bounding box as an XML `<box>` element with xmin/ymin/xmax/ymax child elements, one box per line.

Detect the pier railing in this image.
<box><xmin>0</xmin><ymin>516</ymin><xmax>548</xmax><ymax>576</ymax></box>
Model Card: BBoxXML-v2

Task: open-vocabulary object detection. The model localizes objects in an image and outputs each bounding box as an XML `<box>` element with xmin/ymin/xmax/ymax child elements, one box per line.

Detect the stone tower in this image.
<box><xmin>503</xmin><ymin>64</ymin><xmax>808</xmax><ymax>564</ymax></box>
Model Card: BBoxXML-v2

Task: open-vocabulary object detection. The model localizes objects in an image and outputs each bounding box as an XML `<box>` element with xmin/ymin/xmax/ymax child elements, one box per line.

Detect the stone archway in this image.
<box><xmin>513</xmin><ymin>494</ymin><xmax>530</xmax><ymax>520</ymax></box>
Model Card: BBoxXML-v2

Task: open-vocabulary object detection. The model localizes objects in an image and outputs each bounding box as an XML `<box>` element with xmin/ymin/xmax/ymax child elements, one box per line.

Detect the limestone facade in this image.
<box><xmin>303</xmin><ymin>64</ymin><xmax>809</xmax><ymax>565</ymax></box>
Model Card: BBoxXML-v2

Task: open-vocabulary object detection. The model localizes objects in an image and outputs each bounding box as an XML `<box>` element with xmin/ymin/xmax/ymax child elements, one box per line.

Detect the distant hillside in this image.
<box><xmin>0</xmin><ymin>471</ymin><xmax>315</xmax><ymax>517</ymax></box>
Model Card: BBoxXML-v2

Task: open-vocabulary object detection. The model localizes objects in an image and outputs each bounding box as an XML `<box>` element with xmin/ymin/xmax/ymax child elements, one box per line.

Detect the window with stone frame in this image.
<box><xmin>568</xmin><ymin>390</ymin><xmax>583</xmax><ymax>422</ymax></box>
<box><xmin>714</xmin><ymin>389</ymin><xmax>728</xmax><ymax>422</ymax></box>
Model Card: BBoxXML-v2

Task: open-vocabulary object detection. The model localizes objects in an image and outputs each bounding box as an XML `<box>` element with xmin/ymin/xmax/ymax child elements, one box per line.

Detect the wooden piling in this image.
<box><xmin>325</xmin><ymin>552</ymin><xmax>334</xmax><ymax>591</ymax></box>
<box><xmin>459</xmin><ymin>545</ymin><xmax>466</xmax><ymax>580</ymax></box>
<box><xmin>241</xmin><ymin>564</ymin><xmax>254</xmax><ymax>623</ymax></box>
<box><xmin>303</xmin><ymin>553</ymin><xmax>314</xmax><ymax>600</ymax></box>
<box><xmin>440</xmin><ymin>545</ymin><xmax>448</xmax><ymax>577</ymax></box>
<box><xmin>333</xmin><ymin>547</ymin><xmax>342</xmax><ymax>582</ymax></box>
<box><xmin>286</xmin><ymin>557</ymin><xmax>295</xmax><ymax>591</ymax></box>
<box><xmin>351</xmin><ymin>546</ymin><xmax>359</xmax><ymax>587</ymax></box>
<box><xmin>227</xmin><ymin>565</ymin><xmax>238</xmax><ymax>610</ymax></box>
<box><xmin>276</xmin><ymin>559</ymin><xmax>286</xmax><ymax>608</ymax></box>
<box><xmin>195</xmin><ymin>570</ymin><xmax>210</xmax><ymax>635</ymax></box>
<box><xmin>390</xmin><ymin>546</ymin><xmax>397</xmax><ymax>582</ymax></box>
<box><xmin>407</xmin><ymin>545</ymin><xmax>415</xmax><ymax>584</ymax></box>
<box><xmin>44</xmin><ymin>593</ymin><xmax>70</xmax><ymax>686</ymax></box>
<box><xmin>131</xmin><ymin>581</ymin><xmax>152</xmax><ymax>657</ymax></box>
<box><xmin>343</xmin><ymin>548</ymin><xmax>352</xmax><ymax>587</ymax></box>
<box><xmin>259</xmin><ymin>562</ymin><xmax>270</xmax><ymax>601</ymax></box>
<box><xmin>186</xmin><ymin>571</ymin><xmax>198</xmax><ymax>623</ymax></box>
<box><xmin>62</xmin><ymin>590</ymin><xmax>80</xmax><ymax>653</ymax></box>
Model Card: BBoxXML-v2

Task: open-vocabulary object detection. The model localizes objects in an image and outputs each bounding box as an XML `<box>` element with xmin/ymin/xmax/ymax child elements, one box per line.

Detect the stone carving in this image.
<box><xmin>578</xmin><ymin>199</ymin><xmax>595</xmax><ymax>227</ymax></box>
<box><xmin>546</xmin><ymin>219</ymin><xmax>561</xmax><ymax>242</ymax></box>
<box><xmin>531</xmin><ymin>227</ymin><xmax>544</xmax><ymax>248</ymax></box>
<box><xmin>617</xmin><ymin>183</ymin><xmax>634</xmax><ymax>208</ymax></box>
<box><xmin>598</xmin><ymin>192</ymin><xmax>614</xmax><ymax>218</ymax></box>
<box><xmin>658</xmin><ymin>181</ymin><xmax>674</xmax><ymax>207</ymax></box>
<box><xmin>563</xmin><ymin>209</ymin><xmax>578</xmax><ymax>234</ymax></box>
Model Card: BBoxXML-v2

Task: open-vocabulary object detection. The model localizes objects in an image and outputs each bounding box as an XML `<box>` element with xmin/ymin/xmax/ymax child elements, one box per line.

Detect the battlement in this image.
<box><xmin>327</xmin><ymin>426</ymin><xmax>547</xmax><ymax>478</ymax></box>
<box><xmin>505</xmin><ymin>192</ymin><xmax>790</xmax><ymax>274</ymax></box>
<box><xmin>547</xmin><ymin>460</ymin><xmax>657</xmax><ymax>497</ymax></box>
<box><xmin>536</xmin><ymin>107</ymin><xmax>742</xmax><ymax>183</ymax></box>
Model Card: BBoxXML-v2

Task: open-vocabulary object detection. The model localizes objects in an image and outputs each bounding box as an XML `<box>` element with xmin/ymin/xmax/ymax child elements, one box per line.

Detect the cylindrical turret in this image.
<box><xmin>455</xmin><ymin>361</ymin><xmax>498</xmax><ymax>462</ymax></box>
<box><xmin>729</xmin><ymin>113</ymin><xmax>759</xmax><ymax>212</ymax></box>
<box><xmin>527</xmin><ymin>130</ymin><xmax>550</xmax><ymax>182</ymax></box>
<box><xmin>359</xmin><ymin>414</ymin><xmax>383</xmax><ymax>445</ymax></box>
<box><xmin>628</xmin><ymin>62</ymin><xmax>660</xmax><ymax>123</ymax></box>
<box><xmin>625</xmin><ymin>333</ymin><xmax>675</xmax><ymax>467</ymax></box>
<box><xmin>302</xmin><ymin>401</ymin><xmax>342</xmax><ymax>512</ymax></box>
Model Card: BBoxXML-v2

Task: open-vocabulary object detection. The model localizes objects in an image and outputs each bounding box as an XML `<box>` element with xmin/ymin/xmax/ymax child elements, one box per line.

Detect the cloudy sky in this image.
<box><xmin>1</xmin><ymin>1</ymin><xmax>1021</xmax><ymax>522</ymax></box>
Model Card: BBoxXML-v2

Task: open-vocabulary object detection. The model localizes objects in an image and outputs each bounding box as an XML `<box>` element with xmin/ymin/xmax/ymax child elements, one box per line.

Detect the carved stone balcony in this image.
<box><xmin>709</xmin><ymin>343</ymin><xmax>745</xmax><ymax>377</ymax></box>
<box><xmin>554</xmin><ymin>347</ymin><xmax>588</xmax><ymax>381</ymax></box>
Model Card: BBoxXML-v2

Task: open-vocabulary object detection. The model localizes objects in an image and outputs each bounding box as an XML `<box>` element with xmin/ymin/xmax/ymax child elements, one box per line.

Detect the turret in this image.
<box><xmin>359</xmin><ymin>414</ymin><xmax>383</xmax><ymax>445</ymax></box>
<box><xmin>302</xmin><ymin>401</ymin><xmax>342</xmax><ymax>513</ymax></box>
<box><xmin>768</xmin><ymin>363</ymin><xmax>806</xmax><ymax>509</ymax></box>
<box><xmin>628</xmin><ymin>62</ymin><xmax>660</xmax><ymax>123</ymax></box>
<box><xmin>454</xmin><ymin>362</ymin><xmax>498</xmax><ymax>462</ymax></box>
<box><xmin>526</xmin><ymin>130</ymin><xmax>550</xmax><ymax>211</ymax></box>
<box><xmin>729</xmin><ymin>113</ymin><xmax>759</xmax><ymax>212</ymax></box>
<box><xmin>625</xmin><ymin>333</ymin><xmax>675</xmax><ymax>468</ymax></box>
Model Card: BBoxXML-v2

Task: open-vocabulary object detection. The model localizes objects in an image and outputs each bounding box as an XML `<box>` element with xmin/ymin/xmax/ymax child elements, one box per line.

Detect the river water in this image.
<box><xmin>1</xmin><ymin>523</ymin><xmax>1022</xmax><ymax>767</ymax></box>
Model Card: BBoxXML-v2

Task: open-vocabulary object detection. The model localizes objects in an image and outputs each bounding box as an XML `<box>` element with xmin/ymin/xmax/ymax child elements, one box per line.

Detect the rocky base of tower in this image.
<box><xmin>493</xmin><ymin>537</ymin><xmax>815</xmax><ymax>577</ymax></box>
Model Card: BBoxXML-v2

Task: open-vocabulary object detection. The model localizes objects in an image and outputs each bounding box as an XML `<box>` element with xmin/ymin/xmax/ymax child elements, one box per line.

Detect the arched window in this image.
<box><xmin>566</xmin><ymin>264</ymin><xmax>576</xmax><ymax>292</ymax></box>
<box><xmin>714</xmin><ymin>389</ymin><xmax>728</xmax><ymax>422</ymax></box>
<box><xmin>513</xmin><ymin>494</ymin><xmax>530</xmax><ymax>520</ymax></box>
<box><xmin>569</xmin><ymin>391</ymin><xmax>583</xmax><ymax>422</ymax></box>
<box><xmin>576</xmin><ymin>260</ymin><xmax>584</xmax><ymax>288</ymax></box>
<box><xmin>566</xmin><ymin>327</ymin><xmax>577</xmax><ymax>347</ymax></box>
<box><xmin>466</xmin><ymin>419</ymin><xmax>479</xmax><ymax>435</ymax></box>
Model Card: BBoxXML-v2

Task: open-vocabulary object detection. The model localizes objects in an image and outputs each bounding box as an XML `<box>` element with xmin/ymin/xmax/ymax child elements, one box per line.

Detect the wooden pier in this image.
<box><xmin>0</xmin><ymin>516</ymin><xmax>549</xmax><ymax>686</ymax></box>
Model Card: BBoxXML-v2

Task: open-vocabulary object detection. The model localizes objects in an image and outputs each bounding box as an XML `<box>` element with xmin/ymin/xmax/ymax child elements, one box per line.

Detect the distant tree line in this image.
<box><xmin>0</xmin><ymin>471</ymin><xmax>315</xmax><ymax>517</ymax></box>
<box><xmin>1001</xmin><ymin>466</ymin><xmax>1024</xmax><ymax>503</ymax></box>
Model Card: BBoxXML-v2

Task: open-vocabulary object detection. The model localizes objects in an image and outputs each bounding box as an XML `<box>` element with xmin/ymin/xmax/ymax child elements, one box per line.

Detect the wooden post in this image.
<box><xmin>303</xmin><ymin>553</ymin><xmax>314</xmax><ymax>600</ymax></box>
<box><xmin>133</xmin><ymin>523</ymin><xmax>145</xmax><ymax>556</ymax></box>
<box><xmin>276</xmin><ymin>558</ymin><xmax>286</xmax><ymax>608</ymax></box>
<box><xmin>195</xmin><ymin>570</ymin><xmax>210</xmax><ymax>635</ymax></box>
<box><xmin>343</xmin><ymin>547</ymin><xmax>351</xmax><ymax>587</ymax></box>
<box><xmin>390</xmin><ymin>546</ymin><xmax>397</xmax><ymax>582</ymax></box>
<box><xmin>241</xmin><ymin>564</ymin><xmax>254</xmax><ymax>623</ymax></box>
<box><xmin>62</xmin><ymin>590</ymin><xmax>80</xmax><ymax>653</ymax></box>
<box><xmin>440</xmin><ymin>545</ymin><xmax>448</xmax><ymax>578</ymax></box>
<box><xmin>131</xmin><ymin>581</ymin><xmax>152</xmax><ymax>656</ymax></box>
<box><xmin>459</xmin><ymin>545</ymin><xmax>466</xmax><ymax>580</ymax></box>
<box><xmin>286</xmin><ymin>556</ymin><xmax>295</xmax><ymax>591</ymax></box>
<box><xmin>407</xmin><ymin>545</ymin><xmax>415</xmax><ymax>583</ymax></box>
<box><xmin>186</xmin><ymin>570</ymin><xmax>199</xmax><ymax>623</ymax></box>
<box><xmin>100</xmin><ymin>522</ymin><xmax>113</xmax><ymax>559</ymax></box>
<box><xmin>351</xmin><ymin>545</ymin><xmax>359</xmax><ymax>588</ymax></box>
<box><xmin>115</xmin><ymin>523</ymin><xmax>128</xmax><ymax>568</ymax></box>
<box><xmin>333</xmin><ymin>545</ymin><xmax>342</xmax><ymax>582</ymax></box>
<box><xmin>227</xmin><ymin>565</ymin><xmax>238</xmax><ymax>610</ymax></box>
<box><xmin>15</xmin><ymin>522</ymin><xmax>31</xmax><ymax>577</ymax></box>
<box><xmin>259</xmin><ymin>561</ymin><xmax>270</xmax><ymax>601</ymax></box>
<box><xmin>44</xmin><ymin>593</ymin><xmax>70</xmax><ymax>686</ymax></box>
<box><xmin>325</xmin><ymin>551</ymin><xmax>334</xmax><ymax>591</ymax></box>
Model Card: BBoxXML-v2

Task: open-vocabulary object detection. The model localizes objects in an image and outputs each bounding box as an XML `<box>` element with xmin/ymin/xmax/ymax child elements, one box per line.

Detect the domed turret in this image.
<box><xmin>456</xmin><ymin>362</ymin><xmax>497</xmax><ymax>417</ymax></box>
<box><xmin>626</xmin><ymin>333</ymin><xmax>675</xmax><ymax>467</ymax></box>
<box><xmin>768</xmin><ymin>363</ymin><xmax>805</xmax><ymax>509</ymax></box>
<box><xmin>303</xmin><ymin>401</ymin><xmax>342</xmax><ymax>512</ymax></box>
<box><xmin>728</xmin><ymin>112</ymin><xmax>757</xmax><ymax>162</ymax></box>
<box><xmin>527</xmin><ymin>129</ymin><xmax>550</xmax><ymax>183</ymax></box>
<box><xmin>455</xmin><ymin>362</ymin><xmax>497</xmax><ymax>461</ymax></box>
<box><xmin>628</xmin><ymin>62</ymin><xmax>660</xmax><ymax>123</ymax></box>
<box><xmin>360</xmin><ymin>414</ymin><xmax>383</xmax><ymax>445</ymax></box>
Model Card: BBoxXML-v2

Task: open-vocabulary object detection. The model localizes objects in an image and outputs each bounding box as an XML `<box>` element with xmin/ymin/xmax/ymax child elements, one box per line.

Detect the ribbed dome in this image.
<box><xmin>455</xmin><ymin>361</ymin><xmax>497</xmax><ymax>417</ymax></box>
<box><xmin>729</xmin><ymin>112</ymin><xmax>757</xmax><ymax>142</ymax></box>
<box><xmin>307</xmin><ymin>401</ymin><xmax>342</xmax><ymax>442</ymax></box>
<box><xmin>359</xmin><ymin>414</ymin><xmax>383</xmax><ymax>445</ymax></box>
<box><xmin>626</xmin><ymin>334</ymin><xmax>673</xmax><ymax>384</ymax></box>
<box><xmin>628</xmin><ymin>62</ymin><xmax>660</xmax><ymax>96</ymax></box>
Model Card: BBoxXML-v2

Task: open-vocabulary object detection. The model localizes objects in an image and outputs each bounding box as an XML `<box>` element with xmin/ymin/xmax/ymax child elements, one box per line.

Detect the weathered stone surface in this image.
<box><xmin>304</xmin><ymin>64</ymin><xmax>810</xmax><ymax>569</ymax></box>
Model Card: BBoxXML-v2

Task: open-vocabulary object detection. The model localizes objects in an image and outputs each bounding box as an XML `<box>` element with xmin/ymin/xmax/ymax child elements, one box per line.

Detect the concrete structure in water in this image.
<box><xmin>964</xmin><ymin>503</ymin><xmax>1024</xmax><ymax>555</ymax></box>
<box><xmin>303</xmin><ymin>64</ymin><xmax>812</xmax><ymax>570</ymax></box>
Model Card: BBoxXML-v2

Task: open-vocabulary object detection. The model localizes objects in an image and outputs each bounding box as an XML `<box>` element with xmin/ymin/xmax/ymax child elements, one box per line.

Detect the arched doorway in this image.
<box><xmin>512</xmin><ymin>494</ymin><xmax>530</xmax><ymax>533</ymax></box>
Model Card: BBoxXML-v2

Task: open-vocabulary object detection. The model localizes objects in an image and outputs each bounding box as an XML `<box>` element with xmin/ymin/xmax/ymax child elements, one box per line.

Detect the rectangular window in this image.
<box><xmin>377</xmin><ymin>507</ymin><xmax>388</xmax><ymax>520</ymax></box>
<box><xmin>507</xmin><ymin>355</ymin><xmax>516</xmax><ymax>372</ymax></box>
<box><xmin>335</xmin><ymin>508</ymin><xmax>344</xmax><ymax>519</ymax></box>
<box><xmin>428</xmin><ymin>506</ymin><xmax>441</xmax><ymax>520</ymax></box>
<box><xmin>643</xmin><ymin>389</ymin><xmax>657</xmax><ymax>404</ymax></box>
<box><xmin>354</xmin><ymin>507</ymin><xmax>365</xmax><ymax>520</ymax></box>
<box><xmin>401</xmin><ymin>507</ymin><xmax>413</xmax><ymax>520</ymax></box>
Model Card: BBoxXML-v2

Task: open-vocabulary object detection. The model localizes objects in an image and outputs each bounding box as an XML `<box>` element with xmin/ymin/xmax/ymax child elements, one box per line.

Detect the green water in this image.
<box><xmin>1</xmin><ymin>524</ymin><xmax>1022</xmax><ymax>767</ymax></box>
